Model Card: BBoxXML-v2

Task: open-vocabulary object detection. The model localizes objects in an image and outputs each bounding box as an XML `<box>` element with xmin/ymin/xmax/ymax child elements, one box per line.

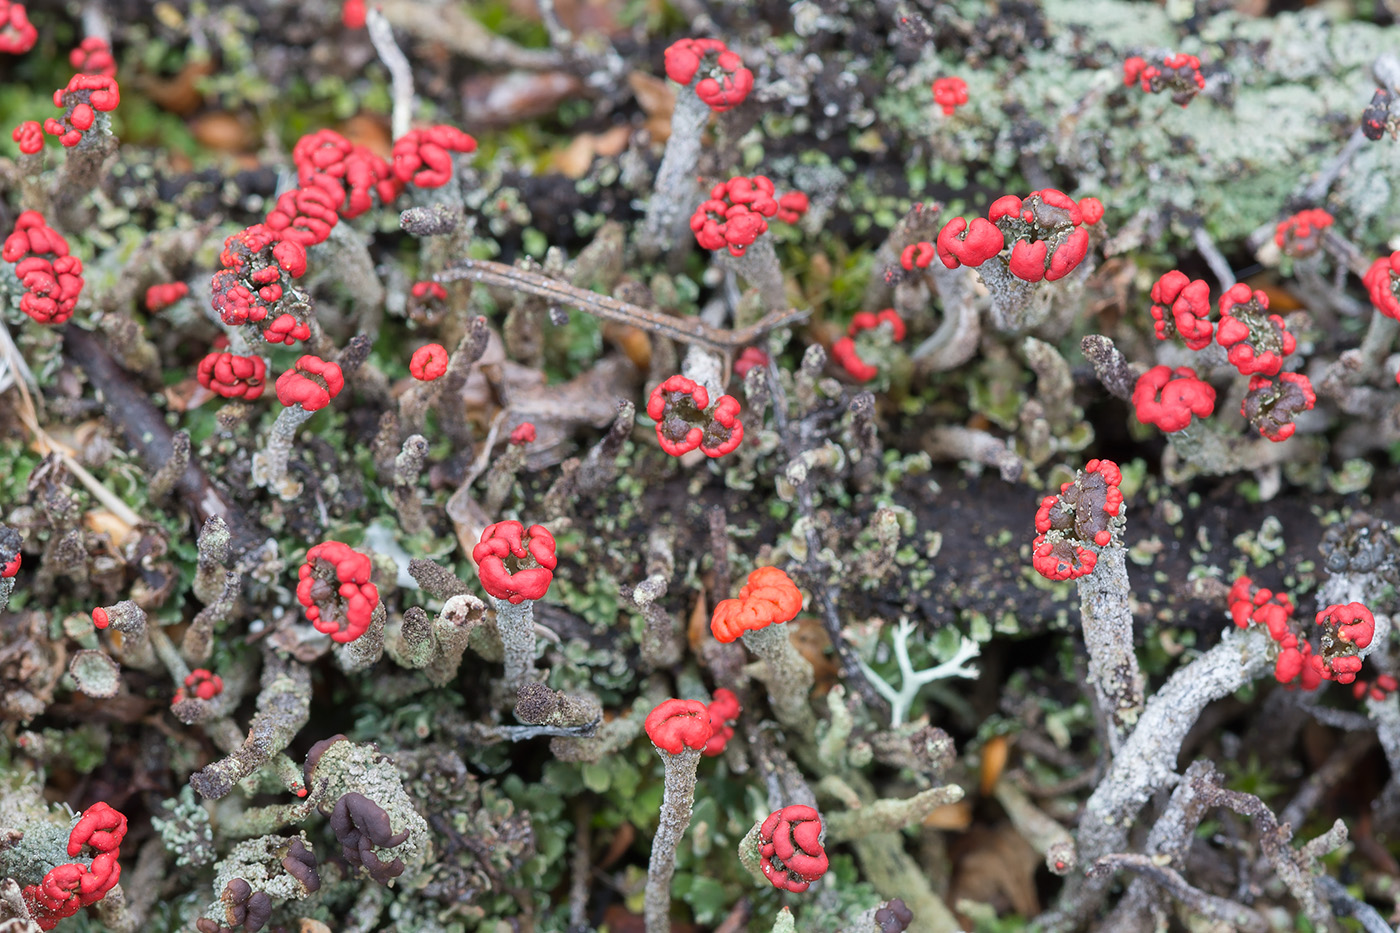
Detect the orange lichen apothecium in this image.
<box><xmin>710</xmin><ymin>567</ymin><xmax>803</xmax><ymax>643</ymax></box>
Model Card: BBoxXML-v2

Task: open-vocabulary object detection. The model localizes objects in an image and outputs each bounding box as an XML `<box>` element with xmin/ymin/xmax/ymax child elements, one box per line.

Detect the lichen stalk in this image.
<box><xmin>492</xmin><ymin>596</ymin><xmax>538</xmax><ymax>692</ymax></box>
<box><xmin>643</xmin><ymin>746</ymin><xmax>702</xmax><ymax>933</ymax></box>
<box><xmin>725</xmin><ymin>235</ymin><xmax>787</xmax><ymax>316</ymax></box>
<box><xmin>189</xmin><ymin>652</ymin><xmax>312</xmax><ymax>800</ymax></box>
<box><xmin>1036</xmin><ymin>625</ymin><xmax>1272</xmax><ymax>933</ymax></box>
<box><xmin>740</xmin><ymin>623</ymin><xmax>818</xmax><ymax>740</ymax></box>
<box><xmin>251</xmin><ymin>404</ymin><xmax>316</xmax><ymax>500</ymax></box>
<box><xmin>639</xmin><ymin>88</ymin><xmax>711</xmax><ymax>255</ymax></box>
<box><xmin>1077</xmin><ymin>541</ymin><xmax>1145</xmax><ymax>752</ymax></box>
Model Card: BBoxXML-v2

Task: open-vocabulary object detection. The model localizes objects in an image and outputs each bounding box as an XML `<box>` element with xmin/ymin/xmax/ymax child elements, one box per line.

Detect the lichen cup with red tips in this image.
<box><xmin>642</xmin><ymin>698</ymin><xmax>712</xmax><ymax>933</ymax></box>
<box><xmin>472</xmin><ymin>520</ymin><xmax>557</xmax><ymax>694</ymax></box>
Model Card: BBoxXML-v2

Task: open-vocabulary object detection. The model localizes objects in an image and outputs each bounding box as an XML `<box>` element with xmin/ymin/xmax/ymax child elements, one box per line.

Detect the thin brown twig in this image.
<box><xmin>436</xmin><ymin>258</ymin><xmax>810</xmax><ymax>353</ymax></box>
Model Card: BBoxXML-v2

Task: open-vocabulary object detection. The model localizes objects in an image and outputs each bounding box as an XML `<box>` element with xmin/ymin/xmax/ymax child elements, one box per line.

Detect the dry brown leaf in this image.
<box><xmin>980</xmin><ymin>735</ymin><xmax>1009</xmax><ymax>796</ymax></box>
<box><xmin>687</xmin><ymin>589</ymin><xmax>710</xmax><ymax>655</ymax></box>
<box><xmin>628</xmin><ymin>71</ymin><xmax>675</xmax><ymax>141</ymax></box>
<box><xmin>790</xmin><ymin>617</ymin><xmax>840</xmax><ymax>693</ymax></box>
<box><xmin>629</xmin><ymin>71</ymin><xmax>673</xmax><ymax>119</ymax></box>
<box><xmin>594</xmin><ymin>123</ymin><xmax>631</xmax><ymax>156</ymax></box>
<box><xmin>950</xmin><ymin>823</ymin><xmax>1043</xmax><ymax>920</ymax></box>
<box><xmin>923</xmin><ymin>799</ymin><xmax>973</xmax><ymax>830</ymax></box>
<box><xmin>601</xmin><ymin>320</ymin><xmax>652</xmax><ymax>369</ymax></box>
<box><xmin>555</xmin><ymin>133</ymin><xmax>599</xmax><ymax>179</ymax></box>
<box><xmin>163</xmin><ymin>378</ymin><xmax>216</xmax><ymax>413</ymax></box>
<box><xmin>190</xmin><ymin>112</ymin><xmax>256</xmax><ymax>153</ymax></box>
<box><xmin>340</xmin><ymin>114</ymin><xmax>392</xmax><ymax>158</ymax></box>
<box><xmin>141</xmin><ymin>59</ymin><xmax>213</xmax><ymax>116</ymax></box>
<box><xmin>83</xmin><ymin>509</ymin><xmax>135</xmax><ymax>544</ymax></box>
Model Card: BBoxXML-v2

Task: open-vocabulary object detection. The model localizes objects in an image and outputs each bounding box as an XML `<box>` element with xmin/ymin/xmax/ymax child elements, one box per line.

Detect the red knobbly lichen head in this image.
<box><xmin>644</xmin><ymin>698</ymin><xmax>712</xmax><ymax>755</ymax></box>
<box><xmin>262</xmin><ymin>313</ymin><xmax>312</xmax><ymax>346</ymax></box>
<box><xmin>21</xmin><ymin>801</ymin><xmax>129</xmax><ymax>926</ymax></box>
<box><xmin>70</xmin><ymin>37</ymin><xmax>116</xmax><ymax>77</ymax></box>
<box><xmin>664</xmin><ymin>38</ymin><xmax>753</xmax><ymax>112</ymax></box>
<box><xmin>1354</xmin><ymin>674</ymin><xmax>1399</xmax><ymax>703</ymax></box>
<box><xmin>292</xmin><ymin>128</ymin><xmax>402</xmax><ymax>218</ymax></box>
<box><xmin>144</xmin><ymin>281</ymin><xmax>189</xmax><ymax>312</ymax></box>
<box><xmin>411</xmin><ymin>281</ymin><xmax>447</xmax><ymax>302</ymax></box>
<box><xmin>0</xmin><ymin>1</ymin><xmax>37</xmax><ymax>55</ymax></box>
<box><xmin>275</xmin><ymin>355</ymin><xmax>345</xmax><ymax>411</ymax></box>
<box><xmin>5</xmin><ymin>211</ymin><xmax>84</xmax><ymax>325</ymax></box>
<box><xmin>297</xmin><ymin>541</ymin><xmax>379</xmax><ymax>643</ymax></box>
<box><xmin>1317</xmin><ymin>602</ymin><xmax>1375</xmax><ymax>652</ymax></box>
<box><xmin>1124</xmin><ymin>51</ymin><xmax>1205</xmax><ymax>106</ymax></box>
<box><xmin>1241</xmin><ymin>372</ymin><xmax>1315</xmax><ymax>442</ymax></box>
<box><xmin>92</xmin><ymin>606</ymin><xmax>109</xmax><ymax>629</ymax></box>
<box><xmin>1031</xmin><ymin>459</ymin><xmax>1124</xmax><ymax>582</ymax></box>
<box><xmin>831</xmin><ymin>309</ymin><xmax>906</xmax><ymax>382</ymax></box>
<box><xmin>646</xmin><ymin>374</ymin><xmax>744</xmax><ymax>458</ymax></box>
<box><xmin>1363</xmin><ymin>252</ymin><xmax>1400</xmax><ymax>320</ymax></box>
<box><xmin>197</xmin><ymin>352</ymin><xmax>267</xmax><ymax>401</ymax></box>
<box><xmin>1274</xmin><ymin>209</ymin><xmax>1332</xmax><ymax>257</ymax></box>
<box><xmin>935</xmin><ymin>217</ymin><xmax>1004</xmax><ymax>270</ymax></box>
<box><xmin>1215</xmin><ymin>284</ymin><xmax>1294</xmax><ymax>377</ymax></box>
<box><xmin>711</xmin><ymin>566</ymin><xmax>803</xmax><ymax>643</ymax></box>
<box><xmin>776</xmin><ymin>191</ymin><xmax>809</xmax><ymax>225</ymax></box>
<box><xmin>391</xmin><ymin>125</ymin><xmax>477</xmax><ymax>188</ymax></box>
<box><xmin>175</xmin><ymin>668</ymin><xmax>224</xmax><ymax>703</ymax></box>
<box><xmin>1227</xmin><ymin>576</ymin><xmax>1294</xmax><ymax>641</ymax></box>
<box><xmin>690</xmin><ymin>176</ymin><xmax>779</xmax><ymax>257</ymax></box>
<box><xmin>1131</xmin><ymin>365</ymin><xmax>1215</xmax><ymax>433</ymax></box>
<box><xmin>472</xmin><ymin>521</ymin><xmax>557</xmax><ymax>604</ymax></box>
<box><xmin>1148</xmin><ymin>271</ymin><xmax>1213</xmax><ymax>350</ymax></box>
<box><xmin>734</xmin><ymin>346</ymin><xmax>769</xmax><ymax>379</ymax></box>
<box><xmin>265</xmin><ymin>184</ymin><xmax>341</xmax><ymax>247</ymax></box>
<box><xmin>1274</xmin><ymin>633</ymin><xmax>1325</xmax><ymax>691</ymax></box>
<box><xmin>12</xmin><ymin>119</ymin><xmax>42</xmax><ymax>154</ymax></box>
<box><xmin>45</xmin><ymin>73</ymin><xmax>120</xmax><ymax>147</ymax></box>
<box><xmin>1078</xmin><ymin>197</ymin><xmax>1105</xmax><ymax>226</ymax></box>
<box><xmin>759</xmin><ymin>805</ymin><xmax>829</xmax><ymax>892</ymax></box>
<box><xmin>900</xmin><ymin>240</ymin><xmax>937</xmax><ymax>271</ymax></box>
<box><xmin>409</xmin><ymin>343</ymin><xmax>449</xmax><ymax>381</ymax></box>
<box><xmin>703</xmin><ymin>688</ymin><xmax>741</xmax><ymax>756</ymax></box>
<box><xmin>509</xmin><ymin>422</ymin><xmax>536</xmax><ymax>445</ymax></box>
<box><xmin>932</xmin><ymin>76</ymin><xmax>969</xmax><ymax>116</ymax></box>
<box><xmin>68</xmin><ymin>801</ymin><xmax>127</xmax><ymax>856</ymax></box>
<box><xmin>995</xmin><ymin>189</ymin><xmax>1093</xmax><ymax>282</ymax></box>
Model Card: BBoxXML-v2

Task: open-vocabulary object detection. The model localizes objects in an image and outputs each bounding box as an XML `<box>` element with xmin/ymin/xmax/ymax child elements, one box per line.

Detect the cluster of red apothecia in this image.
<box><xmin>1134</xmin><ymin>269</ymin><xmax>1315</xmax><ymax>443</ymax></box>
<box><xmin>1030</xmin><ymin>459</ymin><xmax>1124</xmax><ymax>582</ymax></box>
<box><xmin>1229</xmin><ymin>577</ymin><xmax>1386</xmax><ymax>695</ymax></box>
<box><xmin>191</xmin><ymin>124</ymin><xmax>474</xmax><ymax>402</ymax></box>
<box><xmin>21</xmin><ymin>803</ymin><xmax>128</xmax><ymax>930</ymax></box>
<box><xmin>10</xmin><ymin>40</ymin><xmax>119</xmax><ymax>154</ymax></box>
<box><xmin>1123</xmin><ymin>52</ymin><xmax>1206</xmax><ymax>107</ymax></box>
<box><xmin>902</xmin><ymin>188</ymin><xmax>1104</xmax><ymax>285</ymax></box>
<box><xmin>689</xmin><ymin>175</ymin><xmax>808</xmax><ymax>258</ymax></box>
<box><xmin>3</xmin><ymin>211</ymin><xmax>83</xmax><ymax>325</ymax></box>
<box><xmin>830</xmin><ymin>309</ymin><xmax>907</xmax><ymax>383</ymax></box>
<box><xmin>646</xmin><ymin>375</ymin><xmax>744</xmax><ymax>459</ymax></box>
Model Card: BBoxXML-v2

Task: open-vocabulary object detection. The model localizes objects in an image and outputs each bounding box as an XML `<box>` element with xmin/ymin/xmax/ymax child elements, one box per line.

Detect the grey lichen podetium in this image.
<box><xmin>638</xmin><ymin>75</ymin><xmax>714</xmax><ymax>256</ymax></box>
<box><xmin>712</xmin><ymin>567</ymin><xmax>819</xmax><ymax>741</ymax></box>
<box><xmin>188</xmin><ymin>651</ymin><xmax>311</xmax><ymax>800</ymax></box>
<box><xmin>1032</xmin><ymin>460</ymin><xmax>1143</xmax><ymax>754</ymax></box>
<box><xmin>642</xmin><ymin>699</ymin><xmax>712</xmax><ymax>933</ymax></box>
<box><xmin>251</xmin><ymin>403</ymin><xmax>317</xmax><ymax>500</ymax></box>
<box><xmin>302</xmin><ymin>735</ymin><xmax>431</xmax><ymax>884</ymax></box>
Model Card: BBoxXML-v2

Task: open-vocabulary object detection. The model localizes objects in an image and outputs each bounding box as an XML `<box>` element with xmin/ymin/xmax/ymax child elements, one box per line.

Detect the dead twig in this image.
<box><xmin>437</xmin><ymin>258</ymin><xmax>809</xmax><ymax>354</ymax></box>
